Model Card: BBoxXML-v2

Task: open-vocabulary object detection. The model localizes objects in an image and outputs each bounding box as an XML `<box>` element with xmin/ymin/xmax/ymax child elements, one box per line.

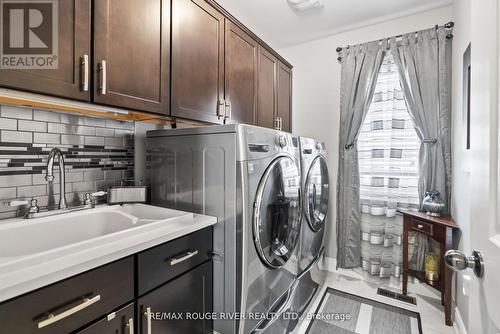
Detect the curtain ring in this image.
<box><xmin>422</xmin><ymin>138</ymin><xmax>438</xmax><ymax>144</ymax></box>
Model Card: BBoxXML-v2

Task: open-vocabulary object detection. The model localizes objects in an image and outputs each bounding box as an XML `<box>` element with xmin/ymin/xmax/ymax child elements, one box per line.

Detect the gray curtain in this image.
<box><xmin>390</xmin><ymin>27</ymin><xmax>452</xmax><ymax>212</ymax></box>
<box><xmin>336</xmin><ymin>41</ymin><xmax>386</xmax><ymax>268</ymax></box>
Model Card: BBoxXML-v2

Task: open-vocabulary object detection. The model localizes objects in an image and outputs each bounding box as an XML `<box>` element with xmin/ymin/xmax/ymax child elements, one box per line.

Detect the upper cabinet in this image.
<box><xmin>224</xmin><ymin>22</ymin><xmax>258</xmax><ymax>125</ymax></box>
<box><xmin>171</xmin><ymin>0</ymin><xmax>225</xmax><ymax>124</ymax></box>
<box><xmin>277</xmin><ymin>62</ymin><xmax>292</xmax><ymax>132</ymax></box>
<box><xmin>257</xmin><ymin>46</ymin><xmax>278</xmax><ymax>130</ymax></box>
<box><xmin>0</xmin><ymin>0</ymin><xmax>291</xmax><ymax>128</ymax></box>
<box><xmin>93</xmin><ymin>0</ymin><xmax>170</xmax><ymax>114</ymax></box>
<box><xmin>0</xmin><ymin>0</ymin><xmax>91</xmax><ymax>101</ymax></box>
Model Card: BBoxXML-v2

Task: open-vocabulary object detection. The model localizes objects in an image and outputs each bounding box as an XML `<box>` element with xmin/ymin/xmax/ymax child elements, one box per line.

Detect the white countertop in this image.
<box><xmin>0</xmin><ymin>204</ymin><xmax>217</xmax><ymax>303</ymax></box>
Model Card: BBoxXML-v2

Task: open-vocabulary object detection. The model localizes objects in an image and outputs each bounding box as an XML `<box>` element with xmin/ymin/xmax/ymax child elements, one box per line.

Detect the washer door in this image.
<box><xmin>253</xmin><ymin>156</ymin><xmax>301</xmax><ymax>268</ymax></box>
<box><xmin>305</xmin><ymin>156</ymin><xmax>329</xmax><ymax>232</ymax></box>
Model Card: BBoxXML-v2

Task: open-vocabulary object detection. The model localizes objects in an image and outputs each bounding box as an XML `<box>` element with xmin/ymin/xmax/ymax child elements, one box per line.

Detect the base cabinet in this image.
<box><xmin>138</xmin><ymin>261</ymin><xmax>213</xmax><ymax>334</ymax></box>
<box><xmin>76</xmin><ymin>303</ymin><xmax>134</xmax><ymax>334</ymax></box>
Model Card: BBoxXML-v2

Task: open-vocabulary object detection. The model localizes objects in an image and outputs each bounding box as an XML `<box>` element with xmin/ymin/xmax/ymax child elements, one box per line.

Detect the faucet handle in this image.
<box><xmin>28</xmin><ymin>199</ymin><xmax>39</xmax><ymax>214</ymax></box>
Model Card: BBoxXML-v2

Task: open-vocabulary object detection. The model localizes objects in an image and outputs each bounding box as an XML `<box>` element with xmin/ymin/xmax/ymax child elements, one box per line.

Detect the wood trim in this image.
<box><xmin>397</xmin><ymin>209</ymin><xmax>458</xmax><ymax>229</ymax></box>
<box><xmin>205</xmin><ymin>0</ymin><xmax>293</xmax><ymax>69</ymax></box>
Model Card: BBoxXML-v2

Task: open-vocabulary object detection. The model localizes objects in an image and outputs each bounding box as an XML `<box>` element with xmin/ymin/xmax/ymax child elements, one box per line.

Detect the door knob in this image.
<box><xmin>444</xmin><ymin>249</ymin><xmax>484</xmax><ymax>278</ymax></box>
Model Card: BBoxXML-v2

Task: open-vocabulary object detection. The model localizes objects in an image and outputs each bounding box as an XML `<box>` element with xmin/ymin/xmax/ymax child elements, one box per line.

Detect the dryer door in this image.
<box><xmin>253</xmin><ymin>156</ymin><xmax>301</xmax><ymax>268</ymax></box>
<box><xmin>304</xmin><ymin>156</ymin><xmax>329</xmax><ymax>232</ymax></box>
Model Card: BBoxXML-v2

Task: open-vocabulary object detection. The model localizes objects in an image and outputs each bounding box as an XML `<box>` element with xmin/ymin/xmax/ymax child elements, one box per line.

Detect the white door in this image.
<box><xmin>466</xmin><ymin>0</ymin><xmax>500</xmax><ymax>332</ymax></box>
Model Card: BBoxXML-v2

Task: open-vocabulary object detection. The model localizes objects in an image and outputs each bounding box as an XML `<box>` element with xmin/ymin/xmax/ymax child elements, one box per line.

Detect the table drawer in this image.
<box><xmin>411</xmin><ymin>219</ymin><xmax>434</xmax><ymax>236</ymax></box>
<box><xmin>138</xmin><ymin>227</ymin><xmax>213</xmax><ymax>295</ymax></box>
<box><xmin>0</xmin><ymin>257</ymin><xmax>134</xmax><ymax>334</ymax></box>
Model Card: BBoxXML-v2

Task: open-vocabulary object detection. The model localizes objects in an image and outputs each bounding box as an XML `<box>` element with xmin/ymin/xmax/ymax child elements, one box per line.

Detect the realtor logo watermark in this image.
<box><xmin>0</xmin><ymin>0</ymin><xmax>58</xmax><ymax>69</ymax></box>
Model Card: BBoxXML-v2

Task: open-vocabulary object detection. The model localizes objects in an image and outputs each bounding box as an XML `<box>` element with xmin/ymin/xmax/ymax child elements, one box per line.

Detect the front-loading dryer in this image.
<box><xmin>290</xmin><ymin>137</ymin><xmax>330</xmax><ymax>329</ymax></box>
<box><xmin>237</xmin><ymin>126</ymin><xmax>302</xmax><ymax>333</ymax></box>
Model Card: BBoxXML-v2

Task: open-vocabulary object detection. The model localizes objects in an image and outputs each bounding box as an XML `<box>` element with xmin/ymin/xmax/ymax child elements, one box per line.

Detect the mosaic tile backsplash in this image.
<box><xmin>0</xmin><ymin>104</ymin><xmax>135</xmax><ymax>219</ymax></box>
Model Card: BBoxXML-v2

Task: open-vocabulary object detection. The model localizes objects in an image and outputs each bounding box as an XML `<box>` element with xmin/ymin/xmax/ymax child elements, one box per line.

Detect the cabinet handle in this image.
<box><xmin>144</xmin><ymin>307</ymin><xmax>152</xmax><ymax>334</ymax></box>
<box><xmin>417</xmin><ymin>224</ymin><xmax>424</xmax><ymax>229</ymax></box>
<box><xmin>81</xmin><ymin>54</ymin><xmax>89</xmax><ymax>92</ymax></box>
<box><xmin>126</xmin><ymin>317</ymin><xmax>134</xmax><ymax>334</ymax></box>
<box><xmin>224</xmin><ymin>100</ymin><xmax>231</xmax><ymax>123</ymax></box>
<box><xmin>274</xmin><ymin>117</ymin><xmax>282</xmax><ymax>131</ymax></box>
<box><xmin>37</xmin><ymin>294</ymin><xmax>101</xmax><ymax>329</ymax></box>
<box><xmin>169</xmin><ymin>250</ymin><xmax>199</xmax><ymax>266</ymax></box>
<box><xmin>99</xmin><ymin>60</ymin><xmax>107</xmax><ymax>95</ymax></box>
<box><xmin>217</xmin><ymin>100</ymin><xmax>225</xmax><ymax>120</ymax></box>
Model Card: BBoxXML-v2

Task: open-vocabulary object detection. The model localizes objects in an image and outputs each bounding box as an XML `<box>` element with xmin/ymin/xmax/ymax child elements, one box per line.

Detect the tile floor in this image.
<box><xmin>294</xmin><ymin>268</ymin><xmax>455</xmax><ymax>334</ymax></box>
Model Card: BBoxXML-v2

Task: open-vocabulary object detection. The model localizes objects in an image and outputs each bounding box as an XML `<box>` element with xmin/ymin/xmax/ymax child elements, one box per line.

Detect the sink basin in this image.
<box><xmin>117</xmin><ymin>203</ymin><xmax>193</xmax><ymax>222</ymax></box>
<box><xmin>0</xmin><ymin>204</ymin><xmax>192</xmax><ymax>258</ymax></box>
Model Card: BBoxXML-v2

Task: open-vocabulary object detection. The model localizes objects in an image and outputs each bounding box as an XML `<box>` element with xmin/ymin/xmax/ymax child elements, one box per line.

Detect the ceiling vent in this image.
<box><xmin>287</xmin><ymin>0</ymin><xmax>323</xmax><ymax>12</ymax></box>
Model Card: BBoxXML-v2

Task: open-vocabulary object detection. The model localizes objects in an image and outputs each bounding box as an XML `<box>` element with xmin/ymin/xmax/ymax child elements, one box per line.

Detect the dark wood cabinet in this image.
<box><xmin>138</xmin><ymin>261</ymin><xmax>213</xmax><ymax>334</ymax></box>
<box><xmin>0</xmin><ymin>0</ymin><xmax>292</xmax><ymax>125</ymax></box>
<box><xmin>224</xmin><ymin>22</ymin><xmax>258</xmax><ymax>125</ymax></box>
<box><xmin>256</xmin><ymin>48</ymin><xmax>293</xmax><ymax>132</ymax></box>
<box><xmin>257</xmin><ymin>46</ymin><xmax>278</xmax><ymax>129</ymax></box>
<box><xmin>138</xmin><ymin>227</ymin><xmax>213</xmax><ymax>295</ymax></box>
<box><xmin>76</xmin><ymin>303</ymin><xmax>134</xmax><ymax>334</ymax></box>
<box><xmin>0</xmin><ymin>257</ymin><xmax>134</xmax><ymax>334</ymax></box>
<box><xmin>0</xmin><ymin>0</ymin><xmax>91</xmax><ymax>101</ymax></box>
<box><xmin>277</xmin><ymin>62</ymin><xmax>292</xmax><ymax>132</ymax></box>
<box><xmin>93</xmin><ymin>0</ymin><xmax>170</xmax><ymax>114</ymax></box>
<box><xmin>171</xmin><ymin>0</ymin><xmax>225</xmax><ymax>123</ymax></box>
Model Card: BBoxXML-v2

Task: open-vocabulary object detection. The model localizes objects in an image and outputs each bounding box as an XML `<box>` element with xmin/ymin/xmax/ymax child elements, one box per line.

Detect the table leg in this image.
<box><xmin>402</xmin><ymin>216</ymin><xmax>409</xmax><ymax>295</ymax></box>
<box><xmin>444</xmin><ymin>226</ymin><xmax>453</xmax><ymax>326</ymax></box>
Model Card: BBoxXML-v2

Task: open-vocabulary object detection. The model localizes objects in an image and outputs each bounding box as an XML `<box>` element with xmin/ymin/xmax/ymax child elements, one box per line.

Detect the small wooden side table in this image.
<box><xmin>398</xmin><ymin>209</ymin><xmax>459</xmax><ymax>326</ymax></box>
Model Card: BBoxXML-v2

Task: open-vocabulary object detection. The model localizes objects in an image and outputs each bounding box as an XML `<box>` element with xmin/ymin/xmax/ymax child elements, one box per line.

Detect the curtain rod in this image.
<box><xmin>335</xmin><ymin>21</ymin><xmax>454</xmax><ymax>56</ymax></box>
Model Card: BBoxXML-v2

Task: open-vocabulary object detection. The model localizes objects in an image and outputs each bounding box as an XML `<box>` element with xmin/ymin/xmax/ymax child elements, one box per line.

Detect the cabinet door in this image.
<box><xmin>277</xmin><ymin>62</ymin><xmax>292</xmax><ymax>132</ymax></box>
<box><xmin>171</xmin><ymin>0</ymin><xmax>225</xmax><ymax>124</ymax></box>
<box><xmin>93</xmin><ymin>0</ymin><xmax>170</xmax><ymax>114</ymax></box>
<box><xmin>257</xmin><ymin>46</ymin><xmax>278</xmax><ymax>129</ymax></box>
<box><xmin>138</xmin><ymin>261</ymin><xmax>213</xmax><ymax>334</ymax></box>
<box><xmin>224</xmin><ymin>22</ymin><xmax>257</xmax><ymax>125</ymax></box>
<box><xmin>76</xmin><ymin>303</ymin><xmax>134</xmax><ymax>334</ymax></box>
<box><xmin>0</xmin><ymin>0</ymin><xmax>90</xmax><ymax>101</ymax></box>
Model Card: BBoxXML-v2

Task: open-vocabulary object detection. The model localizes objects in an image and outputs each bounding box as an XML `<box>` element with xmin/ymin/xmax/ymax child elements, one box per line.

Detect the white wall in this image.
<box><xmin>450</xmin><ymin>0</ymin><xmax>472</xmax><ymax>331</ymax></box>
<box><xmin>279</xmin><ymin>6</ymin><xmax>453</xmax><ymax>260</ymax></box>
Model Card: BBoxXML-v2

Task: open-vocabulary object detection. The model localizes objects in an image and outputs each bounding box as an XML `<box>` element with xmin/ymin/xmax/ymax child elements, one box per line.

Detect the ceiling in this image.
<box><xmin>215</xmin><ymin>0</ymin><xmax>452</xmax><ymax>49</ymax></box>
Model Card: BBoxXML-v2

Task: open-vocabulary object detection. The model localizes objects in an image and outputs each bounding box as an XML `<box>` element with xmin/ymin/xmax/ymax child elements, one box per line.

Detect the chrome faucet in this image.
<box><xmin>46</xmin><ymin>148</ymin><xmax>68</xmax><ymax>210</ymax></box>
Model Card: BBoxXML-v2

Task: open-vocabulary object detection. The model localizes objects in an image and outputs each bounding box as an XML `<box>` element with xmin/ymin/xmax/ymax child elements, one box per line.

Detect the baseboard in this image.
<box><xmin>321</xmin><ymin>257</ymin><xmax>366</xmax><ymax>280</ymax></box>
<box><xmin>453</xmin><ymin>306</ymin><xmax>468</xmax><ymax>334</ymax></box>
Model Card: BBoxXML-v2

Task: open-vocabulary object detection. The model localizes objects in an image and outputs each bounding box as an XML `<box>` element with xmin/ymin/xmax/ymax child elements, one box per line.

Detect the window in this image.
<box><xmin>358</xmin><ymin>52</ymin><xmax>420</xmax><ymax>213</ymax></box>
<box><xmin>357</xmin><ymin>52</ymin><xmax>420</xmax><ymax>279</ymax></box>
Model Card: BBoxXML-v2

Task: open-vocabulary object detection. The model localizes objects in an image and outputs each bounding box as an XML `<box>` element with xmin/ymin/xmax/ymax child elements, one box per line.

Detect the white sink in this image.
<box><xmin>0</xmin><ymin>204</ymin><xmax>193</xmax><ymax>258</ymax></box>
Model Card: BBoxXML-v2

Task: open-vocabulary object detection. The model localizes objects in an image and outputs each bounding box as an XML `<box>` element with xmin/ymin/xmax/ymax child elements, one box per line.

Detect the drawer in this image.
<box><xmin>411</xmin><ymin>219</ymin><xmax>434</xmax><ymax>236</ymax></box>
<box><xmin>138</xmin><ymin>227</ymin><xmax>213</xmax><ymax>295</ymax></box>
<box><xmin>0</xmin><ymin>257</ymin><xmax>134</xmax><ymax>334</ymax></box>
<box><xmin>76</xmin><ymin>303</ymin><xmax>134</xmax><ymax>334</ymax></box>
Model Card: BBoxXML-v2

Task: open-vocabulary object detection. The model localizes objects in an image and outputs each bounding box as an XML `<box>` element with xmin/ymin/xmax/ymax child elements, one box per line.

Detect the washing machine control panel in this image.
<box><xmin>277</xmin><ymin>134</ymin><xmax>287</xmax><ymax>148</ymax></box>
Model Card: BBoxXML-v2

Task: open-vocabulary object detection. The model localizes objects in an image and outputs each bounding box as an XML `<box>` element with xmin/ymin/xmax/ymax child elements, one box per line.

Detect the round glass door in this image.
<box><xmin>305</xmin><ymin>156</ymin><xmax>329</xmax><ymax>232</ymax></box>
<box><xmin>253</xmin><ymin>156</ymin><xmax>301</xmax><ymax>268</ymax></box>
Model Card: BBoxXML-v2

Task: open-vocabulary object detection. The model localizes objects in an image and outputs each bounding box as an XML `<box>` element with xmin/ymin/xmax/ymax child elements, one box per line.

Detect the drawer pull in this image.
<box><xmin>126</xmin><ymin>317</ymin><xmax>134</xmax><ymax>334</ymax></box>
<box><xmin>37</xmin><ymin>295</ymin><xmax>101</xmax><ymax>329</ymax></box>
<box><xmin>169</xmin><ymin>250</ymin><xmax>199</xmax><ymax>266</ymax></box>
<box><xmin>144</xmin><ymin>307</ymin><xmax>152</xmax><ymax>334</ymax></box>
<box><xmin>417</xmin><ymin>224</ymin><xmax>424</xmax><ymax>229</ymax></box>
